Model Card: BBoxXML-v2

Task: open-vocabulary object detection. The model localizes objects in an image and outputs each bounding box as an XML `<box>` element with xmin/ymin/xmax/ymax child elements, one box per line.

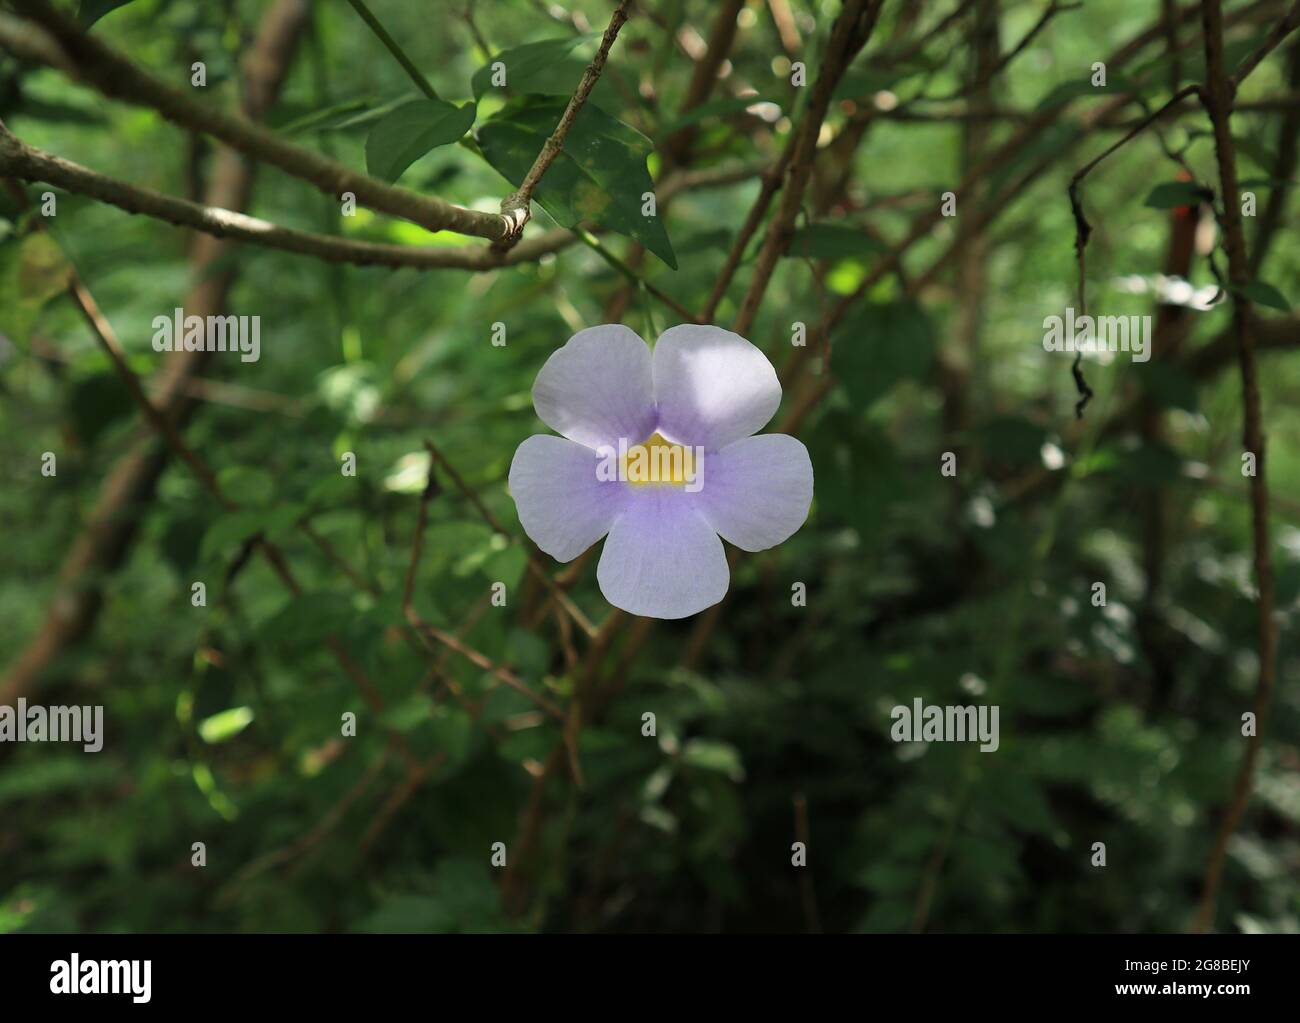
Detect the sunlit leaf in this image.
<box><xmin>478</xmin><ymin>96</ymin><xmax>677</xmax><ymax>268</ymax></box>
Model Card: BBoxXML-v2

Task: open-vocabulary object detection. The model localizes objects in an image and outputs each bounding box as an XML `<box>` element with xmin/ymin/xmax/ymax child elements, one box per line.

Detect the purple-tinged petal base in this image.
<box><xmin>696</xmin><ymin>434</ymin><xmax>813</xmax><ymax>551</ymax></box>
<box><xmin>509</xmin><ymin>435</ymin><xmax>627</xmax><ymax>561</ymax></box>
<box><xmin>597</xmin><ymin>489</ymin><xmax>728</xmax><ymax>619</ymax></box>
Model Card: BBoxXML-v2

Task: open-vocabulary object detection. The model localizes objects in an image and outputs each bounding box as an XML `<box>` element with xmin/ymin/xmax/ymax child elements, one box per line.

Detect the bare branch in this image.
<box><xmin>400</xmin><ymin>461</ymin><xmax>565</xmax><ymax>721</ymax></box>
<box><xmin>0</xmin><ymin>0</ymin><xmax>312</xmax><ymax>708</ymax></box>
<box><xmin>497</xmin><ymin>0</ymin><xmax>635</xmax><ymax>245</ymax></box>
<box><xmin>733</xmin><ymin>0</ymin><xmax>883</xmax><ymax>335</ymax></box>
<box><xmin>1230</xmin><ymin>0</ymin><xmax>1300</xmax><ymax>86</ymax></box>
<box><xmin>1191</xmin><ymin>0</ymin><xmax>1289</xmax><ymax>935</ymax></box>
<box><xmin>1</xmin><ymin>2</ymin><xmax>510</xmax><ymax>241</ymax></box>
<box><xmin>0</xmin><ymin>127</ymin><xmax>575</xmax><ymax>270</ymax></box>
<box><xmin>422</xmin><ymin>439</ymin><xmax>599</xmax><ymax>639</ymax></box>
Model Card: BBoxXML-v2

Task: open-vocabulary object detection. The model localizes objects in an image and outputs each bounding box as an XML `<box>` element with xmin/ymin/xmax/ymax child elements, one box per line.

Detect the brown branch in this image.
<box><xmin>0</xmin><ymin>127</ymin><xmax>574</xmax><ymax>269</ymax></box>
<box><xmin>67</xmin><ymin>280</ymin><xmax>230</xmax><ymax>505</ymax></box>
<box><xmin>1230</xmin><ymin>0</ymin><xmax>1300</xmax><ymax>86</ymax></box>
<box><xmin>1067</xmin><ymin>83</ymin><xmax>1201</xmax><ymax>416</ymax></box>
<box><xmin>2</xmin><ymin>2</ymin><xmax>510</xmax><ymax>241</ymax></box>
<box><xmin>400</xmin><ymin>458</ymin><xmax>564</xmax><ymax>721</ymax></box>
<box><xmin>216</xmin><ymin>749</ymin><xmax>391</xmax><ymax>905</ymax></box>
<box><xmin>1250</xmin><ymin>40</ymin><xmax>1300</xmax><ymax>274</ymax></box>
<box><xmin>663</xmin><ymin>0</ymin><xmax>746</xmax><ymax>164</ymax></box>
<box><xmin>793</xmin><ymin>792</ymin><xmax>822</xmax><ymax>934</ymax></box>
<box><xmin>923</xmin><ymin>0</ymin><xmax>1081</xmax><ymax>103</ymax></box>
<box><xmin>423</xmin><ymin>440</ymin><xmax>598</xmax><ymax>638</ymax></box>
<box><xmin>62</xmin><ymin>277</ymin><xmax>422</xmax><ymax>773</ymax></box>
<box><xmin>0</xmin><ymin>0</ymin><xmax>311</xmax><ymax>707</ymax></box>
<box><xmin>356</xmin><ymin>758</ymin><xmax>440</xmax><ymax>860</ymax></box>
<box><xmin>496</xmin><ymin>0</ymin><xmax>635</xmax><ymax>245</ymax></box>
<box><xmin>1191</xmin><ymin>0</ymin><xmax>1287</xmax><ymax>935</ymax></box>
<box><xmin>733</xmin><ymin>0</ymin><xmax>883</xmax><ymax>336</ymax></box>
<box><xmin>701</xmin><ymin>148</ymin><xmax>792</xmax><ymax>323</ymax></box>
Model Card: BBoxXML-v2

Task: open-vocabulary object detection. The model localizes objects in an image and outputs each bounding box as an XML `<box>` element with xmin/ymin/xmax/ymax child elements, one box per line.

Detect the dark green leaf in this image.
<box><xmin>1230</xmin><ymin>280</ymin><xmax>1290</xmax><ymax>312</ymax></box>
<box><xmin>79</xmin><ymin>0</ymin><xmax>135</xmax><ymax>28</ymax></box>
<box><xmin>832</xmin><ymin>300</ymin><xmax>936</xmax><ymax>407</ymax></box>
<box><xmin>833</xmin><ymin>62</ymin><xmax>932</xmax><ymax>101</ymax></box>
<box><xmin>675</xmin><ymin>226</ymin><xmax>733</xmax><ymax>254</ymax></box>
<box><xmin>273</xmin><ymin>95</ymin><xmax>415</xmax><ymax>135</ymax></box>
<box><xmin>66</xmin><ymin>372</ymin><xmax>135</xmax><ymax>446</ymax></box>
<box><xmin>0</xmin><ymin>231</ymin><xmax>71</xmax><ymax>348</ymax></box>
<box><xmin>365</xmin><ymin>99</ymin><xmax>477</xmax><ymax>183</ymax></box>
<box><xmin>1141</xmin><ymin>361</ymin><xmax>1200</xmax><ymax>412</ymax></box>
<box><xmin>1143</xmin><ymin>181</ymin><xmax>1210</xmax><ymax>209</ymax></box>
<box><xmin>1035</xmin><ymin>72</ymin><xmax>1139</xmax><ymax>111</ymax></box>
<box><xmin>970</xmin><ymin>417</ymin><xmax>1050</xmax><ymax>467</ymax></box>
<box><xmin>478</xmin><ymin>97</ymin><xmax>677</xmax><ymax>268</ymax></box>
<box><xmin>1237</xmin><ymin>177</ymin><xmax>1292</xmax><ymax>189</ymax></box>
<box><xmin>471</xmin><ymin>36</ymin><xmax>593</xmax><ymax>100</ymax></box>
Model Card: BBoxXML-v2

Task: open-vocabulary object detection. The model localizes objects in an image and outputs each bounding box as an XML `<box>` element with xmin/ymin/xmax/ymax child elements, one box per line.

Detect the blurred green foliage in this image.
<box><xmin>0</xmin><ymin>0</ymin><xmax>1298</xmax><ymax>934</ymax></box>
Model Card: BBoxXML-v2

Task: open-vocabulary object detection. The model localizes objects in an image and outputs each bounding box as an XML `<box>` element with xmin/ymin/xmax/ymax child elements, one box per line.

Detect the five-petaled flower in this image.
<box><xmin>509</xmin><ymin>324</ymin><xmax>814</xmax><ymax>619</ymax></box>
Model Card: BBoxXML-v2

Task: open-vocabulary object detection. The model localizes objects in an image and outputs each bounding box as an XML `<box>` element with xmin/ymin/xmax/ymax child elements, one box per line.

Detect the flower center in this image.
<box><xmin>621</xmin><ymin>431</ymin><xmax>697</xmax><ymax>487</ymax></box>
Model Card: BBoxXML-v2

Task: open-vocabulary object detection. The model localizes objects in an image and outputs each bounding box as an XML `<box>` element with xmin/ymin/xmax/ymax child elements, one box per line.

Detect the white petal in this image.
<box><xmin>597</xmin><ymin>489</ymin><xmax>729</xmax><ymax>619</ymax></box>
<box><xmin>532</xmin><ymin>324</ymin><xmax>657</xmax><ymax>450</ymax></box>
<box><xmin>652</xmin><ymin>324</ymin><xmax>781</xmax><ymax>451</ymax></box>
<box><xmin>509</xmin><ymin>435</ymin><xmax>627</xmax><ymax>562</ymax></box>
<box><xmin>696</xmin><ymin>434</ymin><xmax>813</xmax><ymax>551</ymax></box>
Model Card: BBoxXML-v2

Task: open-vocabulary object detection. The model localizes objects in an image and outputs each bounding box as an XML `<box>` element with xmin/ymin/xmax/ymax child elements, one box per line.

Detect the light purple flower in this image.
<box><xmin>508</xmin><ymin>324</ymin><xmax>814</xmax><ymax>619</ymax></box>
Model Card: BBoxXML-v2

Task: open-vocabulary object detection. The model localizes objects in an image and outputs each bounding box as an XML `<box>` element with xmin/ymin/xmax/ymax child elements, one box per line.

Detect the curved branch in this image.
<box><xmin>496</xmin><ymin>0</ymin><xmax>635</xmax><ymax>246</ymax></box>
<box><xmin>1</xmin><ymin>2</ymin><xmax>510</xmax><ymax>241</ymax></box>
<box><xmin>1191</xmin><ymin>0</ymin><xmax>1289</xmax><ymax>935</ymax></box>
<box><xmin>0</xmin><ymin>128</ymin><xmax>574</xmax><ymax>270</ymax></box>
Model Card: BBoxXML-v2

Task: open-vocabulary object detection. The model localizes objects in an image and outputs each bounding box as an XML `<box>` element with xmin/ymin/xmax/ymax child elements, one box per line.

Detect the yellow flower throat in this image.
<box><xmin>621</xmin><ymin>432</ymin><xmax>698</xmax><ymax>487</ymax></box>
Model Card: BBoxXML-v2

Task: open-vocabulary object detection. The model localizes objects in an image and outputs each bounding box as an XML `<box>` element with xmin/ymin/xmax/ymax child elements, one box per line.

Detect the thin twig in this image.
<box><xmin>1</xmin><ymin>3</ymin><xmax>510</xmax><ymax>241</ymax></box>
<box><xmin>345</xmin><ymin>0</ymin><xmax>440</xmax><ymax>100</ymax></box>
<box><xmin>0</xmin><ymin>127</ymin><xmax>574</xmax><ymax>269</ymax></box>
<box><xmin>401</xmin><ymin>457</ymin><xmax>564</xmax><ymax>720</ymax></box>
<box><xmin>497</xmin><ymin>0</ymin><xmax>635</xmax><ymax>245</ymax></box>
<box><xmin>65</xmin><ymin>272</ymin><xmax>421</xmax><ymax>771</ymax></box>
<box><xmin>423</xmin><ymin>440</ymin><xmax>598</xmax><ymax>638</ymax></box>
<box><xmin>1191</xmin><ymin>0</ymin><xmax>1288</xmax><ymax>934</ymax></box>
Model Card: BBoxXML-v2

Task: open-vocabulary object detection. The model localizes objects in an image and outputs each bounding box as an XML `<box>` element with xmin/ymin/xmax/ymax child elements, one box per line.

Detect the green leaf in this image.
<box><xmin>66</xmin><ymin>372</ymin><xmax>135</xmax><ymax>446</ymax></box>
<box><xmin>1143</xmin><ymin>181</ymin><xmax>1210</xmax><ymax>209</ymax></box>
<box><xmin>0</xmin><ymin>231</ymin><xmax>71</xmax><ymax>347</ymax></box>
<box><xmin>198</xmin><ymin>706</ymin><xmax>255</xmax><ymax>744</ymax></box>
<box><xmin>355</xmin><ymin>895</ymin><xmax>446</xmax><ymax>934</ymax></box>
<box><xmin>832</xmin><ymin>300</ymin><xmax>936</xmax><ymax>408</ymax></box>
<box><xmin>786</xmin><ymin>223</ymin><xmax>887</xmax><ymax>261</ymax></box>
<box><xmin>478</xmin><ymin>96</ymin><xmax>677</xmax><ymax>268</ymax></box>
<box><xmin>273</xmin><ymin>95</ymin><xmax>413</xmax><ymax>135</ymax></box>
<box><xmin>1229</xmin><ymin>280</ymin><xmax>1290</xmax><ymax>312</ymax></box>
<box><xmin>12</xmin><ymin>98</ymin><xmax>106</xmax><ymax>126</ymax></box>
<box><xmin>0</xmin><ymin>757</ymin><xmax>119</xmax><ymax>807</ymax></box>
<box><xmin>79</xmin><ymin>0</ymin><xmax>135</xmax><ymax>28</ymax></box>
<box><xmin>680</xmin><ymin>738</ymin><xmax>745</xmax><ymax>782</ymax></box>
<box><xmin>379</xmin><ymin>693</ymin><xmax>432</xmax><ymax>733</ymax></box>
<box><xmin>970</xmin><ymin>417</ymin><xmax>1050</xmax><ymax>467</ymax></box>
<box><xmin>365</xmin><ymin>99</ymin><xmax>477</xmax><ymax>183</ymax></box>
<box><xmin>471</xmin><ymin>36</ymin><xmax>598</xmax><ymax>100</ymax></box>
<box><xmin>258</xmin><ymin>592</ymin><xmax>357</xmax><ymax>652</ymax></box>
<box><xmin>199</xmin><ymin>504</ymin><xmax>300</xmax><ymax>561</ymax></box>
<box><xmin>1234</xmin><ymin>135</ymin><xmax>1277</xmax><ymax>170</ymax></box>
<box><xmin>1141</xmin><ymin>362</ymin><xmax>1200</xmax><ymax>412</ymax></box>
<box><xmin>675</xmin><ymin>226</ymin><xmax>733</xmax><ymax>254</ymax></box>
